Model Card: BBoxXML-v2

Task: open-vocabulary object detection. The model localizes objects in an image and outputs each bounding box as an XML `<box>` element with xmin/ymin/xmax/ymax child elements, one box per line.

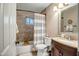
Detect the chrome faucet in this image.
<box><xmin>61</xmin><ymin>33</ymin><xmax>71</xmax><ymax>40</ymax></box>
<box><xmin>68</xmin><ymin>35</ymin><xmax>71</xmax><ymax>40</ymax></box>
<box><xmin>65</xmin><ymin>35</ymin><xmax>71</xmax><ymax>40</ymax></box>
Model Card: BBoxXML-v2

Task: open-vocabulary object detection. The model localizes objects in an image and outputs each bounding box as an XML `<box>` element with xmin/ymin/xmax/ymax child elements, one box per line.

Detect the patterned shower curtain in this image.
<box><xmin>34</xmin><ymin>13</ymin><xmax>45</xmax><ymax>45</ymax></box>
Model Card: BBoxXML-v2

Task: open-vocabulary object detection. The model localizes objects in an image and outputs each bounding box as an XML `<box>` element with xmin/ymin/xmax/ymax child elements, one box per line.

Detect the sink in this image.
<box><xmin>52</xmin><ymin>37</ymin><xmax>78</xmax><ymax>48</ymax></box>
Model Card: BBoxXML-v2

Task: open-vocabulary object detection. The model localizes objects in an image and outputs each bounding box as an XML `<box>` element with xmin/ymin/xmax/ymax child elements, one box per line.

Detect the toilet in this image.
<box><xmin>34</xmin><ymin>37</ymin><xmax>51</xmax><ymax>56</ymax></box>
<box><xmin>36</xmin><ymin>44</ymin><xmax>48</xmax><ymax>56</ymax></box>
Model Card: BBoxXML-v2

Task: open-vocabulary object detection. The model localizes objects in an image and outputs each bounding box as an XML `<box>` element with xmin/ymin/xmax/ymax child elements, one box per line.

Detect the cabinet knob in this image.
<box><xmin>59</xmin><ymin>51</ymin><xmax>63</xmax><ymax>56</ymax></box>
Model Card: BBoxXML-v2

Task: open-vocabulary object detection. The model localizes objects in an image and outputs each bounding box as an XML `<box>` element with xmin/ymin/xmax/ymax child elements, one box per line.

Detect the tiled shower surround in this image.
<box><xmin>16</xmin><ymin>10</ymin><xmax>34</xmax><ymax>44</ymax></box>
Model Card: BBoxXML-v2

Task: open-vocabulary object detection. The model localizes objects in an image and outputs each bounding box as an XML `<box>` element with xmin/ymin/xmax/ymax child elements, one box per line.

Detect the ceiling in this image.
<box><xmin>17</xmin><ymin>3</ymin><xmax>51</xmax><ymax>13</ymax></box>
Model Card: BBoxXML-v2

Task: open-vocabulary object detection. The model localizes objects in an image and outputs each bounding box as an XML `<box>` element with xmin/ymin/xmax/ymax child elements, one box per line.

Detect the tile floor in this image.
<box><xmin>16</xmin><ymin>44</ymin><xmax>48</xmax><ymax>56</ymax></box>
<box><xmin>16</xmin><ymin>45</ymin><xmax>33</xmax><ymax>56</ymax></box>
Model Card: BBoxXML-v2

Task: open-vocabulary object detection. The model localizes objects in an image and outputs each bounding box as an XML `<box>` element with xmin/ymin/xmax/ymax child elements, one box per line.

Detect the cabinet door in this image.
<box><xmin>53</xmin><ymin>46</ymin><xmax>60</xmax><ymax>56</ymax></box>
<box><xmin>0</xmin><ymin>4</ymin><xmax>4</xmax><ymax>55</ymax></box>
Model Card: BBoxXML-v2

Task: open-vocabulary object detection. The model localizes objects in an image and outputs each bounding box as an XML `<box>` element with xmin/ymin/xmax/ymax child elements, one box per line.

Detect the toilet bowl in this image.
<box><xmin>36</xmin><ymin>44</ymin><xmax>47</xmax><ymax>50</ymax></box>
<box><xmin>34</xmin><ymin>37</ymin><xmax>51</xmax><ymax>56</ymax></box>
<box><xmin>36</xmin><ymin>44</ymin><xmax>48</xmax><ymax>56</ymax></box>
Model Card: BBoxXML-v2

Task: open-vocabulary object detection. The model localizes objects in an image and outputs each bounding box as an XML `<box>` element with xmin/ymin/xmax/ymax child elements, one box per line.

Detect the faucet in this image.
<box><xmin>61</xmin><ymin>33</ymin><xmax>71</xmax><ymax>40</ymax></box>
<box><xmin>65</xmin><ymin>34</ymin><xmax>71</xmax><ymax>40</ymax></box>
<box><xmin>68</xmin><ymin>35</ymin><xmax>71</xmax><ymax>40</ymax></box>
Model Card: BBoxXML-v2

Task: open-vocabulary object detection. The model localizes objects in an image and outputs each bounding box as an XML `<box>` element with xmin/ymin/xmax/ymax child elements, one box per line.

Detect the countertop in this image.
<box><xmin>52</xmin><ymin>37</ymin><xmax>78</xmax><ymax>48</ymax></box>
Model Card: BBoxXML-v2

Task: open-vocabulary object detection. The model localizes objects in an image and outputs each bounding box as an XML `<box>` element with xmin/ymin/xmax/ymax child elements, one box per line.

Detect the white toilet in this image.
<box><xmin>34</xmin><ymin>37</ymin><xmax>51</xmax><ymax>56</ymax></box>
<box><xmin>36</xmin><ymin>44</ymin><xmax>48</xmax><ymax>56</ymax></box>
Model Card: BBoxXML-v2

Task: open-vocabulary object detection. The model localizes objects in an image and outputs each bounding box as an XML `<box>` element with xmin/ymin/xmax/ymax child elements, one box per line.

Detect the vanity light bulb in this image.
<box><xmin>64</xmin><ymin>3</ymin><xmax>68</xmax><ymax>5</ymax></box>
<box><xmin>53</xmin><ymin>6</ymin><xmax>58</xmax><ymax>12</ymax></box>
<box><xmin>58</xmin><ymin>3</ymin><xmax>64</xmax><ymax>9</ymax></box>
<box><xmin>64</xmin><ymin>3</ymin><xmax>69</xmax><ymax>6</ymax></box>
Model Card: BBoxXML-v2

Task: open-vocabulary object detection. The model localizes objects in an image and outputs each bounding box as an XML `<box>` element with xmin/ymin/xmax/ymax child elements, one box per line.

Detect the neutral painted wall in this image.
<box><xmin>78</xmin><ymin>4</ymin><xmax>79</xmax><ymax>52</ymax></box>
<box><xmin>43</xmin><ymin>4</ymin><xmax>78</xmax><ymax>41</ymax></box>
<box><xmin>45</xmin><ymin>4</ymin><xmax>59</xmax><ymax>37</ymax></box>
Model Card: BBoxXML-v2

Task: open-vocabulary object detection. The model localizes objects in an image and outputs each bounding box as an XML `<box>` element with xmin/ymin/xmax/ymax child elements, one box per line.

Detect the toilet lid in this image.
<box><xmin>36</xmin><ymin>44</ymin><xmax>47</xmax><ymax>49</ymax></box>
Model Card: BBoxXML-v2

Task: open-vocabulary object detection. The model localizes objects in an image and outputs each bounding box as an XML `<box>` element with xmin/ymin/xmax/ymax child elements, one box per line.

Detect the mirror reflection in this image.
<box><xmin>61</xmin><ymin>5</ymin><xmax>78</xmax><ymax>32</ymax></box>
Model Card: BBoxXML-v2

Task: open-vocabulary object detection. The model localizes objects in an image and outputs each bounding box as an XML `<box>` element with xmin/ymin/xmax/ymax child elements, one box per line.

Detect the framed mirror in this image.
<box><xmin>60</xmin><ymin>4</ymin><xmax>78</xmax><ymax>33</ymax></box>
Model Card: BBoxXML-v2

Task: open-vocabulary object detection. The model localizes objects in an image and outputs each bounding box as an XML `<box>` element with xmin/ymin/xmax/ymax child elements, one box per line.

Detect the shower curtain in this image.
<box><xmin>34</xmin><ymin>13</ymin><xmax>45</xmax><ymax>45</ymax></box>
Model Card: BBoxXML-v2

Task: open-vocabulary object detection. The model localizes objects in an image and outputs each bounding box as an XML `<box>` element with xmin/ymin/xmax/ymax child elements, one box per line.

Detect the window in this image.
<box><xmin>25</xmin><ymin>18</ymin><xmax>33</xmax><ymax>25</ymax></box>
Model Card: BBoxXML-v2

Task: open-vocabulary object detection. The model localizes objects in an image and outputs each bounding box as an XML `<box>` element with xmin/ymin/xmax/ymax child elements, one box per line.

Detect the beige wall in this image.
<box><xmin>43</xmin><ymin>4</ymin><xmax>78</xmax><ymax>41</ymax></box>
<box><xmin>78</xmin><ymin>4</ymin><xmax>79</xmax><ymax>51</ymax></box>
<box><xmin>45</xmin><ymin>4</ymin><xmax>59</xmax><ymax>37</ymax></box>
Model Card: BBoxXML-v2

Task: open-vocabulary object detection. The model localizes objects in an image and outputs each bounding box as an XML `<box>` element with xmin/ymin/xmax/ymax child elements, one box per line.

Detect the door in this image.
<box><xmin>0</xmin><ymin>3</ymin><xmax>4</xmax><ymax>55</ymax></box>
<box><xmin>0</xmin><ymin>3</ymin><xmax>16</xmax><ymax>56</ymax></box>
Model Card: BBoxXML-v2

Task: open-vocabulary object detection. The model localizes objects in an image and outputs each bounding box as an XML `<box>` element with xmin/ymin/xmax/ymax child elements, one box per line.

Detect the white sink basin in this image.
<box><xmin>52</xmin><ymin>37</ymin><xmax>78</xmax><ymax>48</ymax></box>
<box><xmin>36</xmin><ymin>44</ymin><xmax>47</xmax><ymax>50</ymax></box>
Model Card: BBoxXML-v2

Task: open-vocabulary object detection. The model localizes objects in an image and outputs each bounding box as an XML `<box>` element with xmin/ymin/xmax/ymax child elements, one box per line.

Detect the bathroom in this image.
<box><xmin>16</xmin><ymin>3</ymin><xmax>78</xmax><ymax>56</ymax></box>
<box><xmin>0</xmin><ymin>3</ymin><xmax>78</xmax><ymax>56</ymax></box>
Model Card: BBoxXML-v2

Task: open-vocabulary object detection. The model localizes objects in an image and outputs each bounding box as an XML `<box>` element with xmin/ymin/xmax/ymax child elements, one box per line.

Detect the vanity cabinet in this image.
<box><xmin>51</xmin><ymin>40</ymin><xmax>77</xmax><ymax>56</ymax></box>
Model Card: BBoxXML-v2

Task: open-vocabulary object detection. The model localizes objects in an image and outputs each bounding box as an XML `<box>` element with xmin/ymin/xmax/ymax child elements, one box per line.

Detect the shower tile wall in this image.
<box><xmin>16</xmin><ymin>10</ymin><xmax>34</xmax><ymax>43</ymax></box>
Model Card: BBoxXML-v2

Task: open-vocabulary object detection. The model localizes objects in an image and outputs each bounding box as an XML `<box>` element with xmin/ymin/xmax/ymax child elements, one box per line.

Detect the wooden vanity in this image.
<box><xmin>51</xmin><ymin>37</ymin><xmax>77</xmax><ymax>56</ymax></box>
